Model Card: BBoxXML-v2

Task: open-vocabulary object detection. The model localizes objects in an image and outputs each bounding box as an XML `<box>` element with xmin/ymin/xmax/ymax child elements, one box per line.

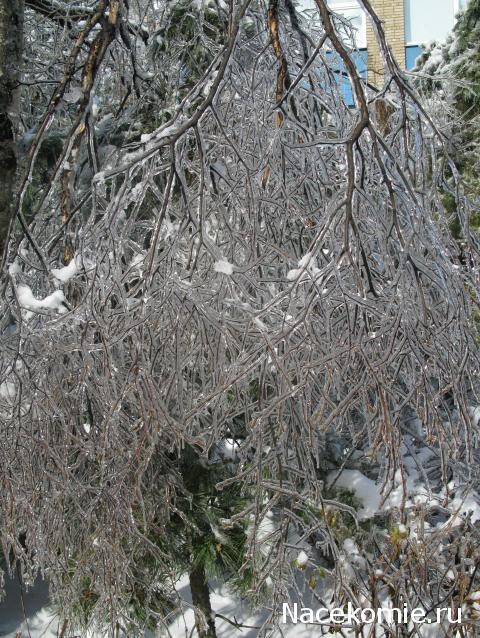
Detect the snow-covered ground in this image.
<box><xmin>0</xmin><ymin>573</ymin><xmax>55</xmax><ymax>638</ymax></box>
<box><xmin>0</xmin><ymin>575</ymin><xmax>299</xmax><ymax>638</ymax></box>
<box><xmin>0</xmin><ymin>575</ymin><xmax>444</xmax><ymax>638</ymax></box>
<box><xmin>2</xmin><ymin>454</ymin><xmax>477</xmax><ymax>638</ymax></box>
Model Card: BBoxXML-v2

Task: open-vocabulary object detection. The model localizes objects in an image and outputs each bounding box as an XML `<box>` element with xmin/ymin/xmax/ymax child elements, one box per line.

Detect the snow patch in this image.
<box><xmin>449</xmin><ymin>490</ymin><xmax>480</xmax><ymax>525</ymax></box>
<box><xmin>287</xmin><ymin>252</ymin><xmax>321</xmax><ymax>281</ymax></box>
<box><xmin>17</xmin><ymin>285</ymin><xmax>66</xmax><ymax>314</ymax></box>
<box><xmin>214</xmin><ymin>260</ymin><xmax>234</xmax><ymax>275</ymax></box>
<box><xmin>469</xmin><ymin>406</ymin><xmax>480</xmax><ymax>426</ymax></box>
<box><xmin>295</xmin><ymin>550</ymin><xmax>309</xmax><ymax>567</ymax></box>
<box><xmin>8</xmin><ymin>260</ymin><xmax>21</xmax><ymax>276</ymax></box>
<box><xmin>51</xmin><ymin>258</ymin><xmax>78</xmax><ymax>283</ymax></box>
<box><xmin>328</xmin><ymin>469</ymin><xmax>381</xmax><ymax>520</ymax></box>
<box><xmin>51</xmin><ymin>254</ymin><xmax>94</xmax><ymax>284</ymax></box>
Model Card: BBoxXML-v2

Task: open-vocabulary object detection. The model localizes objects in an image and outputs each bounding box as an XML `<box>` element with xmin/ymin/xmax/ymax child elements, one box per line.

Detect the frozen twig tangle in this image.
<box><xmin>0</xmin><ymin>0</ymin><xmax>480</xmax><ymax>635</ymax></box>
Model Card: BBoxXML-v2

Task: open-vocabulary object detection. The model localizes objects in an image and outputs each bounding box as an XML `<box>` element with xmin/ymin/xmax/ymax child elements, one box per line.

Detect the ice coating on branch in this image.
<box><xmin>342</xmin><ymin>539</ymin><xmax>365</xmax><ymax>568</ymax></box>
<box><xmin>447</xmin><ymin>491</ymin><xmax>480</xmax><ymax>526</ymax></box>
<box><xmin>1</xmin><ymin>0</ymin><xmax>479</xmax><ymax>629</ymax></box>
<box><xmin>254</xmin><ymin>317</ymin><xmax>267</xmax><ymax>332</ymax></box>
<box><xmin>130</xmin><ymin>252</ymin><xmax>146</xmax><ymax>270</ymax></box>
<box><xmin>191</xmin><ymin>0</ymin><xmax>228</xmax><ymax>10</ymax></box>
<box><xmin>63</xmin><ymin>87</ymin><xmax>83</xmax><ymax>103</ymax></box>
<box><xmin>0</xmin><ymin>381</ymin><xmax>16</xmax><ymax>400</ymax></box>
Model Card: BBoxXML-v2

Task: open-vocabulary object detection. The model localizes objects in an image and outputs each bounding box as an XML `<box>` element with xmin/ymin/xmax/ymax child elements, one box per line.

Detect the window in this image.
<box><xmin>326</xmin><ymin>48</ymin><xmax>368</xmax><ymax>105</ymax></box>
<box><xmin>405</xmin><ymin>45</ymin><xmax>423</xmax><ymax>70</ymax></box>
<box><xmin>404</xmin><ymin>0</ymin><xmax>469</xmax><ymax>71</ymax></box>
<box><xmin>297</xmin><ymin>0</ymin><xmax>368</xmax><ymax>106</ymax></box>
<box><xmin>298</xmin><ymin>0</ymin><xmax>367</xmax><ymax>49</ymax></box>
<box><xmin>404</xmin><ymin>0</ymin><xmax>456</xmax><ymax>45</ymax></box>
<box><xmin>330</xmin><ymin>2</ymin><xmax>367</xmax><ymax>49</ymax></box>
<box><xmin>455</xmin><ymin>0</ymin><xmax>469</xmax><ymax>12</ymax></box>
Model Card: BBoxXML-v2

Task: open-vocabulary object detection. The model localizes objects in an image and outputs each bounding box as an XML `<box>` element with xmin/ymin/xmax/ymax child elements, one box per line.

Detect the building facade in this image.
<box><xmin>300</xmin><ymin>0</ymin><xmax>469</xmax><ymax>84</ymax></box>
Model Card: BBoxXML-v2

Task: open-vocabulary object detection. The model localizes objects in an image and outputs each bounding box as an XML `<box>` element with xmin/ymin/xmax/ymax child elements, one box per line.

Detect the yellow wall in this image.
<box><xmin>366</xmin><ymin>0</ymin><xmax>406</xmax><ymax>86</ymax></box>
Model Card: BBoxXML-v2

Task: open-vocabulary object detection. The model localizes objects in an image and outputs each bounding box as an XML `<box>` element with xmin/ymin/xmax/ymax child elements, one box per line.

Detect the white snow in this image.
<box><xmin>2</xmin><ymin>607</ymin><xmax>59</xmax><ymax>638</ymax></box>
<box><xmin>130</xmin><ymin>251</ymin><xmax>146</xmax><ymax>270</ymax></box>
<box><xmin>214</xmin><ymin>260</ymin><xmax>234</xmax><ymax>275</ymax></box>
<box><xmin>17</xmin><ymin>285</ymin><xmax>66</xmax><ymax>314</ymax></box>
<box><xmin>295</xmin><ymin>550</ymin><xmax>309</xmax><ymax>567</ymax></box>
<box><xmin>1</xmin><ymin>571</ymin><xmax>462</xmax><ymax>638</ymax></box>
<box><xmin>287</xmin><ymin>268</ymin><xmax>301</xmax><ymax>280</ymax></box>
<box><xmin>252</xmin><ymin>511</ymin><xmax>278</xmax><ymax>560</ymax></box>
<box><xmin>448</xmin><ymin>489</ymin><xmax>480</xmax><ymax>525</ymax></box>
<box><xmin>202</xmin><ymin>70</ymin><xmax>219</xmax><ymax>96</ymax></box>
<box><xmin>52</xmin><ymin>254</ymin><xmax>94</xmax><ymax>284</ymax></box>
<box><xmin>343</xmin><ymin>538</ymin><xmax>359</xmax><ymax>554</ymax></box>
<box><xmin>158</xmin><ymin>124</ymin><xmax>177</xmax><ymax>137</ymax></box>
<box><xmin>8</xmin><ymin>260</ymin><xmax>20</xmax><ymax>275</ymax></box>
<box><xmin>287</xmin><ymin>252</ymin><xmax>321</xmax><ymax>281</ymax></box>
<box><xmin>51</xmin><ymin>257</ymin><xmax>79</xmax><ymax>283</ymax></box>
<box><xmin>328</xmin><ymin>469</ymin><xmax>382</xmax><ymax>520</ymax></box>
<box><xmin>342</xmin><ymin>538</ymin><xmax>366</xmax><ymax>568</ymax></box>
<box><xmin>469</xmin><ymin>406</ymin><xmax>480</xmax><ymax>426</ymax></box>
<box><xmin>222</xmin><ymin>438</ymin><xmax>240</xmax><ymax>459</ymax></box>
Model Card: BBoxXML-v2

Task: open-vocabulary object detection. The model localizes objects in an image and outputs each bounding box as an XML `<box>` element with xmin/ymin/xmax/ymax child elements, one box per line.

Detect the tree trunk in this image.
<box><xmin>189</xmin><ymin>562</ymin><xmax>217</xmax><ymax>638</ymax></box>
<box><xmin>0</xmin><ymin>0</ymin><xmax>24</xmax><ymax>266</ymax></box>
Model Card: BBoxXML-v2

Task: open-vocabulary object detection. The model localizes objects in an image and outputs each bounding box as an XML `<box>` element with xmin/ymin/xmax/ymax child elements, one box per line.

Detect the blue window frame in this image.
<box><xmin>326</xmin><ymin>49</ymin><xmax>368</xmax><ymax>106</ymax></box>
<box><xmin>405</xmin><ymin>45</ymin><xmax>423</xmax><ymax>70</ymax></box>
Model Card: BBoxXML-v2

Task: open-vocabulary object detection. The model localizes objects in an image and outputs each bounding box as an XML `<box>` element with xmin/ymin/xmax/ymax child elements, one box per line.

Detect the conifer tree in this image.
<box><xmin>415</xmin><ymin>0</ymin><xmax>480</xmax><ymax>233</ymax></box>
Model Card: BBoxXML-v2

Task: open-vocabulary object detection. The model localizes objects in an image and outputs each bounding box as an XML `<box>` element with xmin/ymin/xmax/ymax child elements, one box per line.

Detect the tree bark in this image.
<box><xmin>0</xmin><ymin>0</ymin><xmax>24</xmax><ymax>266</ymax></box>
<box><xmin>189</xmin><ymin>562</ymin><xmax>217</xmax><ymax>638</ymax></box>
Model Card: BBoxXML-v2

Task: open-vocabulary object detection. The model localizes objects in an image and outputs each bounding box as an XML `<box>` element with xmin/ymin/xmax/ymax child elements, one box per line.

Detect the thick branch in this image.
<box><xmin>0</xmin><ymin>0</ymin><xmax>24</xmax><ymax>268</ymax></box>
<box><xmin>268</xmin><ymin>0</ymin><xmax>291</xmax><ymax>127</ymax></box>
